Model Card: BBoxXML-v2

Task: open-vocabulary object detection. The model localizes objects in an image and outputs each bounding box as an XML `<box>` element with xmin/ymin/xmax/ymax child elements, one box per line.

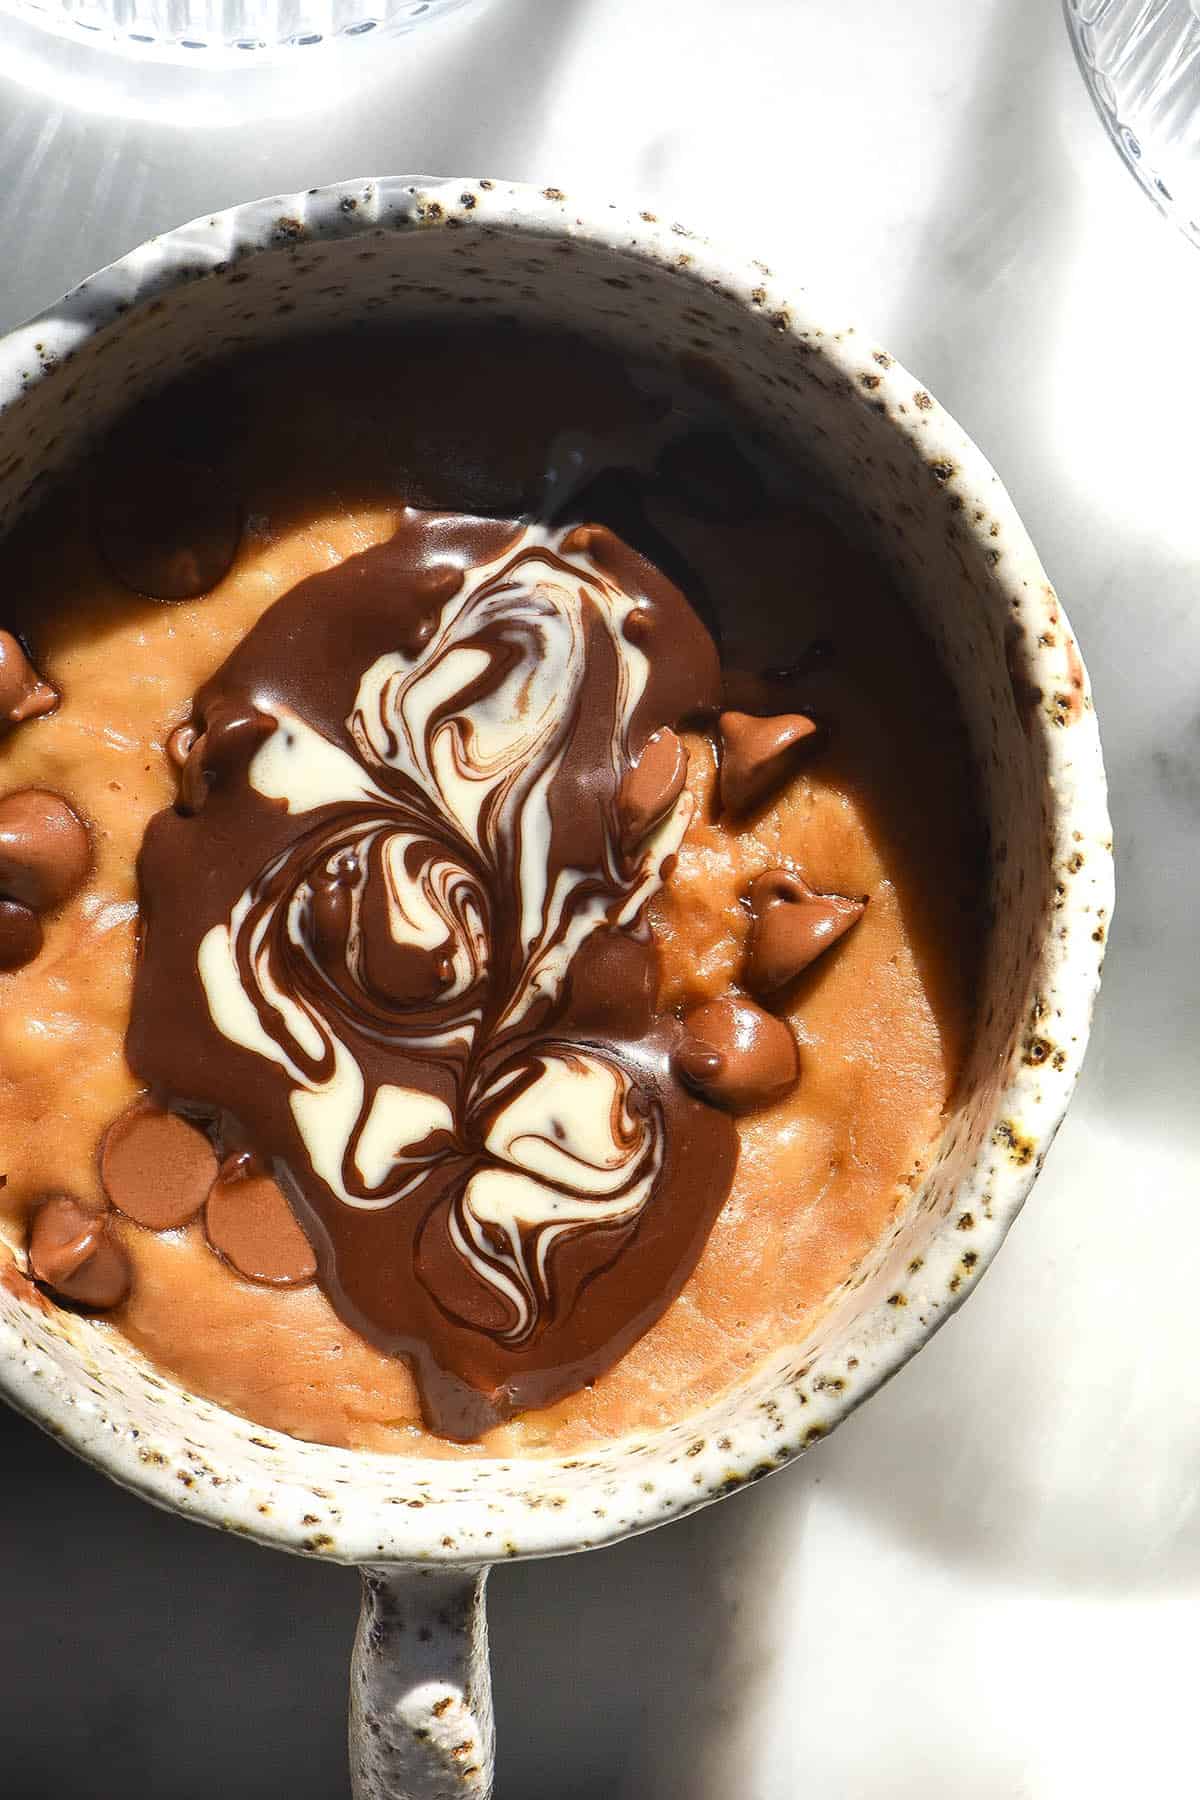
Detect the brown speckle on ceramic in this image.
<box><xmin>992</xmin><ymin>1119</ymin><xmax>1037</xmax><ymax>1166</ymax></box>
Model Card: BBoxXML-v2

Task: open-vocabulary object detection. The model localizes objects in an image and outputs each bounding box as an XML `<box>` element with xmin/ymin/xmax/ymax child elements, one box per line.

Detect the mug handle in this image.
<box><xmin>350</xmin><ymin>1564</ymin><xmax>494</xmax><ymax>1799</ymax></box>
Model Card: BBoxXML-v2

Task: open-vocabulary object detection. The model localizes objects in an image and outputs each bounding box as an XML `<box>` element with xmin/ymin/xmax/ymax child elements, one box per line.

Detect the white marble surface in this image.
<box><xmin>0</xmin><ymin>2</ymin><xmax>1197</xmax><ymax>1795</ymax></box>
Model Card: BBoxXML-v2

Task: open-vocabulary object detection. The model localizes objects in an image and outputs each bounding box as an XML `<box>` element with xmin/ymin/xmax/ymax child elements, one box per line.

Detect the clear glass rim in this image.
<box><xmin>0</xmin><ymin>0</ymin><xmax>473</xmax><ymax>64</ymax></box>
<box><xmin>1062</xmin><ymin>0</ymin><xmax>1200</xmax><ymax>247</ymax></box>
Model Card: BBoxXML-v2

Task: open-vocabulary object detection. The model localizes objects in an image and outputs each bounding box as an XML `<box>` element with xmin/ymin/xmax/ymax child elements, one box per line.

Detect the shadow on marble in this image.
<box><xmin>0</xmin><ymin>1404</ymin><xmax>354</xmax><ymax>1800</ymax></box>
<box><xmin>490</xmin><ymin>1468</ymin><xmax>809</xmax><ymax>1800</ymax></box>
<box><xmin>0</xmin><ymin>0</ymin><xmax>596</xmax><ymax>337</ymax></box>
<box><xmin>0</xmin><ymin>1397</ymin><xmax>801</xmax><ymax>1800</ymax></box>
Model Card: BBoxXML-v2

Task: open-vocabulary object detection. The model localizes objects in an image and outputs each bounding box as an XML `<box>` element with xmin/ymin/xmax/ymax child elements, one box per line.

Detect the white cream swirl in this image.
<box><xmin>454</xmin><ymin>1052</ymin><xmax>662</xmax><ymax>1343</ymax></box>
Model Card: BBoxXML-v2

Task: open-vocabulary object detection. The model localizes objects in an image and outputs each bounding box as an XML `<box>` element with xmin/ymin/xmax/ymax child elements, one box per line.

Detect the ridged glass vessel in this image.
<box><xmin>0</xmin><ymin>0</ymin><xmax>481</xmax><ymax>122</ymax></box>
<box><xmin>1064</xmin><ymin>0</ymin><xmax>1200</xmax><ymax>246</ymax></box>
<box><xmin>1</xmin><ymin>0</ymin><xmax>473</xmax><ymax>54</ymax></box>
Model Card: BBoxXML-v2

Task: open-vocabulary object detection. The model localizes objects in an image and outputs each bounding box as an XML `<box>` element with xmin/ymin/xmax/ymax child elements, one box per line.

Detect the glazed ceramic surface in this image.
<box><xmin>0</xmin><ymin>176</ymin><xmax>1110</xmax><ymax>1798</ymax></box>
<box><xmin>0</xmin><ymin>175</ymin><xmax>1109</xmax><ymax>1561</ymax></box>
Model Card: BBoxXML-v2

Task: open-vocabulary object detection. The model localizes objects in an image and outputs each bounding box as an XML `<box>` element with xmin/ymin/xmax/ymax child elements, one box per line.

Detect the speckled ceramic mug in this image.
<box><xmin>0</xmin><ymin>177</ymin><xmax>1112</xmax><ymax>1799</ymax></box>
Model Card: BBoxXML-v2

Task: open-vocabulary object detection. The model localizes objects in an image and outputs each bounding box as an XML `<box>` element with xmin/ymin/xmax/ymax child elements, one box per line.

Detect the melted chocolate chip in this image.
<box><xmin>0</xmin><ymin>898</ymin><xmax>43</xmax><ymax>971</ymax></box>
<box><xmin>0</xmin><ymin>789</ymin><xmax>91</xmax><ymax>911</ymax></box>
<box><xmin>559</xmin><ymin>522</ymin><xmax>618</xmax><ymax>566</ymax></box>
<box><xmin>616</xmin><ymin>727</ymin><xmax>688</xmax><ymax>852</ymax></box>
<box><xmin>564</xmin><ymin>929</ymin><xmax>658</xmax><ymax>1037</ymax></box>
<box><xmin>176</xmin><ymin>698</ymin><xmax>275</xmax><ymax>814</ymax></box>
<box><xmin>396</xmin><ymin>566</ymin><xmax>465</xmax><ymax>658</ymax></box>
<box><xmin>307</xmin><ymin>856</ymin><xmax>357</xmax><ymax>967</ymax></box>
<box><xmin>166</xmin><ymin>722</ymin><xmax>198</xmax><ymax>768</ymax></box>
<box><xmin>27</xmin><ymin>1194</ymin><xmax>131</xmax><ymax>1309</ymax></box>
<box><xmin>205</xmin><ymin>1163</ymin><xmax>316</xmax><ymax>1287</ymax></box>
<box><xmin>0</xmin><ymin>631</ymin><xmax>58</xmax><ymax>734</ymax></box>
<box><xmin>100</xmin><ymin>1101</ymin><xmax>219</xmax><ymax>1230</ymax></box>
<box><xmin>677</xmin><ymin>995</ymin><xmax>799</xmax><ymax>1112</ymax></box>
<box><xmin>717</xmin><ymin>710</ymin><xmax>823</xmax><ymax>816</ymax></box>
<box><xmin>94</xmin><ymin>456</ymin><xmax>242</xmax><ymax>601</ymax></box>
<box><xmin>744</xmin><ymin>868</ymin><xmax>866</xmax><ymax>995</ymax></box>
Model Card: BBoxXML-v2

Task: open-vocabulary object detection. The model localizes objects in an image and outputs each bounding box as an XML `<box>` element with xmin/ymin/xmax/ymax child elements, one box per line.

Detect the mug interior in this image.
<box><xmin>0</xmin><ymin>182</ymin><xmax>1110</xmax><ymax>1563</ymax></box>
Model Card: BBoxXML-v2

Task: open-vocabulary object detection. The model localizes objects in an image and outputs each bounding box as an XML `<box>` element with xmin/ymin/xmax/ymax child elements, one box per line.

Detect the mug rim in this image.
<box><xmin>0</xmin><ymin>176</ymin><xmax>1113</xmax><ymax>1565</ymax></box>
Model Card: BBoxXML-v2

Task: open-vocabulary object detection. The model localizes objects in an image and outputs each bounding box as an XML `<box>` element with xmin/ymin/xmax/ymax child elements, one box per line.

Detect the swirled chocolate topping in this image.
<box><xmin>127</xmin><ymin>510</ymin><xmax>740</xmax><ymax>1439</ymax></box>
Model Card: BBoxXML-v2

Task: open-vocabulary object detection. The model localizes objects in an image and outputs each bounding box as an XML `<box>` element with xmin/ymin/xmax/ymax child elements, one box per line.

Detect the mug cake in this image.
<box><xmin>0</xmin><ymin>321</ymin><xmax>982</xmax><ymax>1454</ymax></box>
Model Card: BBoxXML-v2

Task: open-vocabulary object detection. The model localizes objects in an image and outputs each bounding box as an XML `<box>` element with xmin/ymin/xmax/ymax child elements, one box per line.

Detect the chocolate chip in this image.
<box><xmin>394</xmin><ymin>567</ymin><xmax>464</xmax><ymax>659</ymax></box>
<box><xmin>308</xmin><ymin>861</ymin><xmax>356</xmax><ymax>968</ymax></box>
<box><xmin>176</xmin><ymin>699</ymin><xmax>275</xmax><ymax>814</ymax></box>
<box><xmin>205</xmin><ymin>1163</ymin><xmax>316</xmax><ymax>1287</ymax></box>
<box><xmin>0</xmin><ymin>631</ymin><xmax>58</xmax><ymax>734</ymax></box>
<box><xmin>27</xmin><ymin>1193</ymin><xmax>131</xmax><ymax>1309</ymax></box>
<box><xmin>559</xmin><ymin>522</ymin><xmax>609</xmax><ymax>559</ymax></box>
<box><xmin>100</xmin><ymin>1100</ymin><xmax>219</xmax><ymax>1230</ymax></box>
<box><xmin>677</xmin><ymin>995</ymin><xmax>799</xmax><ymax>1112</ymax></box>
<box><xmin>717</xmin><ymin>710</ymin><xmax>824</xmax><ymax>816</ymax></box>
<box><xmin>166</xmin><ymin>721</ymin><xmax>198</xmax><ymax>768</ymax></box>
<box><xmin>743</xmin><ymin>868</ymin><xmax>866</xmax><ymax>995</ymax></box>
<box><xmin>0</xmin><ymin>898</ymin><xmax>43</xmax><ymax>970</ymax></box>
<box><xmin>0</xmin><ymin>789</ymin><xmax>91</xmax><ymax>911</ymax></box>
<box><xmin>565</xmin><ymin>929</ymin><xmax>657</xmax><ymax>1036</ymax></box>
<box><xmin>616</xmin><ymin>727</ymin><xmax>688</xmax><ymax>852</ymax></box>
<box><xmin>675</xmin><ymin>1040</ymin><xmax>722</xmax><ymax>1085</ymax></box>
<box><xmin>94</xmin><ymin>456</ymin><xmax>242</xmax><ymax>602</ymax></box>
<box><xmin>561</xmin><ymin>521</ymin><xmax>649</xmax><ymax>594</ymax></box>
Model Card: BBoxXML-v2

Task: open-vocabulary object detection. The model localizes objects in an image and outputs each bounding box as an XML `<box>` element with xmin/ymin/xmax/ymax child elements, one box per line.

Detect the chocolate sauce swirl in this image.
<box><xmin>128</xmin><ymin>512</ymin><xmax>737</xmax><ymax>1438</ymax></box>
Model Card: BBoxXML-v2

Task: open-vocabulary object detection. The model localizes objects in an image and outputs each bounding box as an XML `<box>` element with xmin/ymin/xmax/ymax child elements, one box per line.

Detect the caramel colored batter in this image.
<box><xmin>0</xmin><ymin>332</ymin><xmax>980</xmax><ymax>1456</ymax></box>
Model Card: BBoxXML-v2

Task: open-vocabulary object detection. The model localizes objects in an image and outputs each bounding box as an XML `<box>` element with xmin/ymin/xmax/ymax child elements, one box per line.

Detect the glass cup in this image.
<box><xmin>1064</xmin><ymin>0</ymin><xmax>1200</xmax><ymax>247</ymax></box>
<box><xmin>0</xmin><ymin>0</ymin><xmax>481</xmax><ymax>122</ymax></box>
